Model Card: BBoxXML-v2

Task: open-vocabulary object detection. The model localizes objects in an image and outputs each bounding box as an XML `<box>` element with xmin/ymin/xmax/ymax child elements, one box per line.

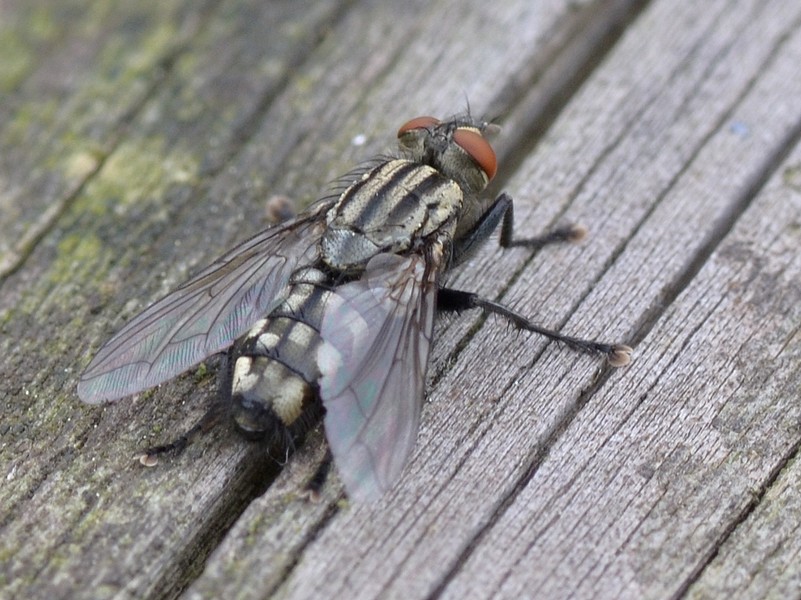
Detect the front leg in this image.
<box><xmin>451</xmin><ymin>193</ymin><xmax>586</xmax><ymax>266</ymax></box>
<box><xmin>498</xmin><ymin>193</ymin><xmax>587</xmax><ymax>249</ymax></box>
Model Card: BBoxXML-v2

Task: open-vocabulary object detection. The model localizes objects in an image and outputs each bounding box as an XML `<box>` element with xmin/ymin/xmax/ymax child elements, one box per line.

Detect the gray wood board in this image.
<box><xmin>2</xmin><ymin>0</ymin><xmax>800</xmax><ymax>599</ymax></box>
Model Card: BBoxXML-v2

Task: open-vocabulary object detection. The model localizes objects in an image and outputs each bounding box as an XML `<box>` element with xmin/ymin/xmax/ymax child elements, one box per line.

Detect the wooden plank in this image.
<box><xmin>690</xmin><ymin>446</ymin><xmax>801</xmax><ymax>598</ymax></box>
<box><xmin>185</xmin><ymin>0</ymin><xmax>801</xmax><ymax>598</ymax></box>
<box><xmin>0</xmin><ymin>0</ymin><xmax>218</xmax><ymax>278</ymax></box>
<box><xmin>429</xmin><ymin>2</ymin><xmax>801</xmax><ymax>599</ymax></box>
<box><xmin>441</xmin><ymin>99</ymin><xmax>801</xmax><ymax>597</ymax></box>
<box><xmin>0</xmin><ymin>0</ymin><xmax>646</xmax><ymax>598</ymax></box>
<box><xmin>0</xmin><ymin>0</ymin><xmax>359</xmax><ymax>597</ymax></box>
<box><xmin>4</xmin><ymin>0</ymin><xmax>797</xmax><ymax>598</ymax></box>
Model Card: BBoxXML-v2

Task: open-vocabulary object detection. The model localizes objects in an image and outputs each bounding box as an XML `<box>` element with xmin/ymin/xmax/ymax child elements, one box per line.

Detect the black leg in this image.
<box><xmin>437</xmin><ymin>288</ymin><xmax>632</xmax><ymax>367</ymax></box>
<box><xmin>498</xmin><ymin>192</ymin><xmax>586</xmax><ymax>249</ymax></box>
<box><xmin>139</xmin><ymin>351</ymin><xmax>234</xmax><ymax>466</ymax></box>
<box><xmin>451</xmin><ymin>193</ymin><xmax>586</xmax><ymax>266</ymax></box>
<box><xmin>302</xmin><ymin>448</ymin><xmax>333</xmax><ymax>502</ymax></box>
<box><xmin>139</xmin><ymin>401</ymin><xmax>228</xmax><ymax>465</ymax></box>
<box><xmin>139</xmin><ymin>411</ymin><xmax>221</xmax><ymax>466</ymax></box>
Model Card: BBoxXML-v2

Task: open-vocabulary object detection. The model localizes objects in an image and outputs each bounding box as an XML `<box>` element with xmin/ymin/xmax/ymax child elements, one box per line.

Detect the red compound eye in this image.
<box><xmin>453</xmin><ymin>129</ymin><xmax>497</xmax><ymax>180</ymax></box>
<box><xmin>397</xmin><ymin>116</ymin><xmax>440</xmax><ymax>137</ymax></box>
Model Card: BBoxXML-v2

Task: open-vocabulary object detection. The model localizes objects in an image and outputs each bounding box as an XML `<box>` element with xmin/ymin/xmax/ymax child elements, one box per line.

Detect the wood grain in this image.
<box><xmin>2</xmin><ymin>0</ymin><xmax>799</xmax><ymax>598</ymax></box>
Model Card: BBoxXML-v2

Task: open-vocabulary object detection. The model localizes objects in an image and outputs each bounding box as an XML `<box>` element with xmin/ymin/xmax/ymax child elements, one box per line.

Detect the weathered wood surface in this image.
<box><xmin>2</xmin><ymin>0</ymin><xmax>800</xmax><ymax>598</ymax></box>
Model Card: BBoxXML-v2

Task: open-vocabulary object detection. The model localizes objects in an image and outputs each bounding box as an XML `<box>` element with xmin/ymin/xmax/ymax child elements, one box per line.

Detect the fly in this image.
<box><xmin>78</xmin><ymin>114</ymin><xmax>632</xmax><ymax>502</ymax></box>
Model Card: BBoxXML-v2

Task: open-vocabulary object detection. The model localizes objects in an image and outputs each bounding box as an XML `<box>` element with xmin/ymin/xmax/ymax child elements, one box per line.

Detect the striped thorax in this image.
<box><xmin>320</xmin><ymin>160</ymin><xmax>462</xmax><ymax>273</ymax></box>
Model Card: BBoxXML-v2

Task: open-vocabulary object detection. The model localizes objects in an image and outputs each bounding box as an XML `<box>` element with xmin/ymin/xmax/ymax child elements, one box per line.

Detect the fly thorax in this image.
<box><xmin>321</xmin><ymin>159</ymin><xmax>463</xmax><ymax>273</ymax></box>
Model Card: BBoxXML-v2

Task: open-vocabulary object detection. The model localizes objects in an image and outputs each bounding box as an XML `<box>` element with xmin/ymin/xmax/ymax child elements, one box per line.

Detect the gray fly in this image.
<box><xmin>78</xmin><ymin>114</ymin><xmax>632</xmax><ymax>502</ymax></box>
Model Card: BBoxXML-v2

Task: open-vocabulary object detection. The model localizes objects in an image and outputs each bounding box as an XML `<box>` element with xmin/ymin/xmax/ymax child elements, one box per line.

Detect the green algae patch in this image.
<box><xmin>0</xmin><ymin>30</ymin><xmax>33</xmax><ymax>92</ymax></box>
<box><xmin>77</xmin><ymin>136</ymin><xmax>198</xmax><ymax>217</ymax></box>
<box><xmin>49</xmin><ymin>233</ymin><xmax>105</xmax><ymax>287</ymax></box>
<box><xmin>0</xmin><ymin>6</ymin><xmax>57</xmax><ymax>91</ymax></box>
<box><xmin>3</xmin><ymin>98</ymin><xmax>59</xmax><ymax>148</ymax></box>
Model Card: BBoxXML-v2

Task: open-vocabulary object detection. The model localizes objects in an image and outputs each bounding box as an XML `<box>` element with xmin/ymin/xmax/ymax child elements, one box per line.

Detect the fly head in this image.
<box><xmin>397</xmin><ymin>116</ymin><xmax>498</xmax><ymax>196</ymax></box>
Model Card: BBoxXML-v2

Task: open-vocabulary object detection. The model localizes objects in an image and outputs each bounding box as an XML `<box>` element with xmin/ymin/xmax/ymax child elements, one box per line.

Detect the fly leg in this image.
<box><xmin>302</xmin><ymin>448</ymin><xmax>334</xmax><ymax>502</ymax></box>
<box><xmin>451</xmin><ymin>192</ymin><xmax>585</xmax><ymax>265</ymax></box>
<box><xmin>496</xmin><ymin>193</ymin><xmax>587</xmax><ymax>249</ymax></box>
<box><xmin>139</xmin><ymin>350</ymin><xmax>234</xmax><ymax>466</ymax></box>
<box><xmin>446</xmin><ymin>192</ymin><xmax>631</xmax><ymax>365</ymax></box>
<box><xmin>138</xmin><ymin>407</ymin><xmax>225</xmax><ymax>466</ymax></box>
<box><xmin>437</xmin><ymin>288</ymin><xmax>632</xmax><ymax>366</ymax></box>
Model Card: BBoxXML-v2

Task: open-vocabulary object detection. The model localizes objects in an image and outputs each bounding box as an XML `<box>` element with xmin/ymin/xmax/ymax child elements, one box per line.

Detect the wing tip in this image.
<box><xmin>76</xmin><ymin>377</ymin><xmax>113</xmax><ymax>404</ymax></box>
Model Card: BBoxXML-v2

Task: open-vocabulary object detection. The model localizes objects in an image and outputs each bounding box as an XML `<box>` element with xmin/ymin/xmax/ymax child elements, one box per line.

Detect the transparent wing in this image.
<box><xmin>78</xmin><ymin>210</ymin><xmax>327</xmax><ymax>404</ymax></box>
<box><xmin>317</xmin><ymin>250</ymin><xmax>441</xmax><ymax>502</ymax></box>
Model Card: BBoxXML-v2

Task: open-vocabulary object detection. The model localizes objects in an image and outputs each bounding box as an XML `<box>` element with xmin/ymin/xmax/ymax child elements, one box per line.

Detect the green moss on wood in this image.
<box><xmin>76</xmin><ymin>137</ymin><xmax>198</xmax><ymax>218</ymax></box>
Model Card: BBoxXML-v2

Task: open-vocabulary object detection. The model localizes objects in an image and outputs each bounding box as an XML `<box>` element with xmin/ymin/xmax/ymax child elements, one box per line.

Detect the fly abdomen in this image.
<box><xmin>230</xmin><ymin>268</ymin><xmax>329</xmax><ymax>440</ymax></box>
